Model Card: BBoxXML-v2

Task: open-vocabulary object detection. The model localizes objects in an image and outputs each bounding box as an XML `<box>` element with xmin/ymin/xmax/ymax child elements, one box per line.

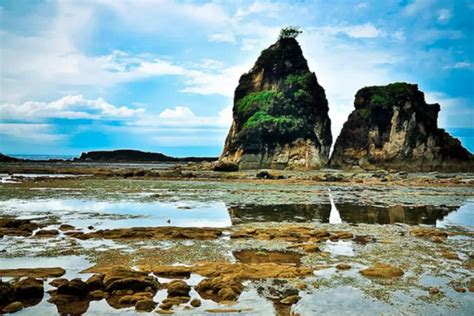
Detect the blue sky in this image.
<box><xmin>0</xmin><ymin>0</ymin><xmax>473</xmax><ymax>157</ymax></box>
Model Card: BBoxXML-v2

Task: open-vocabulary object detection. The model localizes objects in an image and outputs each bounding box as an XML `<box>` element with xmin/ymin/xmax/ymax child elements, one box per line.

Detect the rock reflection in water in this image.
<box><xmin>228</xmin><ymin>203</ymin><xmax>458</xmax><ymax>226</ymax></box>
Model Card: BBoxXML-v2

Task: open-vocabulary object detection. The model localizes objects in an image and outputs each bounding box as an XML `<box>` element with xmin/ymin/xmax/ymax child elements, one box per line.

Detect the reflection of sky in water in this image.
<box><xmin>436</xmin><ymin>199</ymin><xmax>473</xmax><ymax>230</ymax></box>
<box><xmin>329</xmin><ymin>191</ymin><xmax>342</xmax><ymax>224</ymax></box>
<box><xmin>0</xmin><ymin>199</ymin><xmax>232</xmax><ymax>229</ymax></box>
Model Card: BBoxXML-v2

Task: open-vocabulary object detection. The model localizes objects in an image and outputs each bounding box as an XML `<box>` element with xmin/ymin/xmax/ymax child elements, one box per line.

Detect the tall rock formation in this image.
<box><xmin>220</xmin><ymin>37</ymin><xmax>332</xmax><ymax>169</ymax></box>
<box><xmin>330</xmin><ymin>83</ymin><xmax>473</xmax><ymax>171</ymax></box>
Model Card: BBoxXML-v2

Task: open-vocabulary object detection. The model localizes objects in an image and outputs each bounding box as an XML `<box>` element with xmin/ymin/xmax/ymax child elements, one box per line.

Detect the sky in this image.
<box><xmin>0</xmin><ymin>0</ymin><xmax>473</xmax><ymax>157</ymax></box>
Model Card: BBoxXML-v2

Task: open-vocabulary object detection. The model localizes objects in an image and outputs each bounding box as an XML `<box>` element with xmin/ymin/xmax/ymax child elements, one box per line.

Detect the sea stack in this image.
<box><xmin>220</xmin><ymin>29</ymin><xmax>332</xmax><ymax>170</ymax></box>
<box><xmin>330</xmin><ymin>83</ymin><xmax>473</xmax><ymax>171</ymax></box>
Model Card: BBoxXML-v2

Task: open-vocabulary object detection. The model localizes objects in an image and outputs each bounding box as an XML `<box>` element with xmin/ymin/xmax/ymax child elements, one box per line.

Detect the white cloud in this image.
<box><xmin>437</xmin><ymin>9</ymin><xmax>452</xmax><ymax>22</ymax></box>
<box><xmin>404</xmin><ymin>0</ymin><xmax>433</xmax><ymax>16</ymax></box>
<box><xmin>300</xmin><ymin>29</ymin><xmax>405</xmax><ymax>143</ymax></box>
<box><xmin>159</xmin><ymin>106</ymin><xmax>195</xmax><ymax>119</ymax></box>
<box><xmin>121</xmin><ymin>105</ymin><xmax>233</xmax><ymax>147</ymax></box>
<box><xmin>0</xmin><ymin>95</ymin><xmax>144</xmax><ymax>121</ymax></box>
<box><xmin>235</xmin><ymin>1</ymin><xmax>281</xmax><ymax>19</ymax></box>
<box><xmin>425</xmin><ymin>91</ymin><xmax>473</xmax><ymax>128</ymax></box>
<box><xmin>133</xmin><ymin>105</ymin><xmax>232</xmax><ymax>129</ymax></box>
<box><xmin>320</xmin><ymin>23</ymin><xmax>384</xmax><ymax>39</ymax></box>
<box><xmin>208</xmin><ymin>33</ymin><xmax>236</xmax><ymax>43</ymax></box>
<box><xmin>0</xmin><ymin>123</ymin><xmax>64</xmax><ymax>143</ymax></box>
<box><xmin>355</xmin><ymin>3</ymin><xmax>368</xmax><ymax>10</ymax></box>
<box><xmin>443</xmin><ymin>61</ymin><xmax>471</xmax><ymax>69</ymax></box>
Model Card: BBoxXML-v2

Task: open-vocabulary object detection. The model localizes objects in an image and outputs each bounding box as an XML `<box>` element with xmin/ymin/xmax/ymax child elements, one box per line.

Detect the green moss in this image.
<box><xmin>359</xmin><ymin>108</ymin><xmax>371</xmax><ymax>119</ymax></box>
<box><xmin>236</xmin><ymin>90</ymin><xmax>279</xmax><ymax>116</ymax></box>
<box><xmin>244</xmin><ymin>111</ymin><xmax>299</xmax><ymax>129</ymax></box>
<box><xmin>285</xmin><ymin>72</ymin><xmax>312</xmax><ymax>88</ymax></box>
<box><xmin>386</xmin><ymin>82</ymin><xmax>413</xmax><ymax>94</ymax></box>
<box><xmin>371</xmin><ymin>94</ymin><xmax>388</xmax><ymax>107</ymax></box>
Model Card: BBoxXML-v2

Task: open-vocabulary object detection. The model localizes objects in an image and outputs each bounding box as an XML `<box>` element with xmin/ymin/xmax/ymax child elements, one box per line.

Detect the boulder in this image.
<box><xmin>2</xmin><ymin>301</ymin><xmax>23</xmax><ymax>313</ymax></box>
<box><xmin>135</xmin><ymin>299</ymin><xmax>156</xmax><ymax>312</ymax></box>
<box><xmin>166</xmin><ymin>280</ymin><xmax>191</xmax><ymax>297</ymax></box>
<box><xmin>57</xmin><ymin>279</ymin><xmax>89</xmax><ymax>296</ymax></box>
<box><xmin>190</xmin><ymin>298</ymin><xmax>201</xmax><ymax>307</ymax></box>
<box><xmin>85</xmin><ymin>274</ymin><xmax>104</xmax><ymax>291</ymax></box>
<box><xmin>13</xmin><ymin>277</ymin><xmax>43</xmax><ymax>298</ymax></box>
<box><xmin>103</xmin><ymin>267</ymin><xmax>160</xmax><ymax>293</ymax></box>
<box><xmin>195</xmin><ymin>276</ymin><xmax>243</xmax><ymax>302</ymax></box>
<box><xmin>360</xmin><ymin>264</ymin><xmax>404</xmax><ymax>278</ymax></box>
<box><xmin>213</xmin><ymin>161</ymin><xmax>239</xmax><ymax>172</ymax></box>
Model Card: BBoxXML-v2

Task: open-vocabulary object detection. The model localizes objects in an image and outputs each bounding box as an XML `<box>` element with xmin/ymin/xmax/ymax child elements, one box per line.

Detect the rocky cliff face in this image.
<box><xmin>330</xmin><ymin>83</ymin><xmax>473</xmax><ymax>171</ymax></box>
<box><xmin>220</xmin><ymin>37</ymin><xmax>332</xmax><ymax>170</ymax></box>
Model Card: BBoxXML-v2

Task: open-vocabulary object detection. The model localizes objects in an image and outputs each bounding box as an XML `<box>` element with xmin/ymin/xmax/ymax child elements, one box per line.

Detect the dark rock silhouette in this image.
<box><xmin>330</xmin><ymin>83</ymin><xmax>473</xmax><ymax>171</ymax></box>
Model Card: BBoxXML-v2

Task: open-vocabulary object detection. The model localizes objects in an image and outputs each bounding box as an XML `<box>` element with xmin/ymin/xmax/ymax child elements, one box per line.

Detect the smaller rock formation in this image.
<box><xmin>330</xmin><ymin>83</ymin><xmax>473</xmax><ymax>171</ymax></box>
<box><xmin>76</xmin><ymin>149</ymin><xmax>217</xmax><ymax>163</ymax></box>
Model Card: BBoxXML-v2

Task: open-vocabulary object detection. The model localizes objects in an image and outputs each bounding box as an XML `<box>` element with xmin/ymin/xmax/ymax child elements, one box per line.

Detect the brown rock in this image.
<box><xmin>57</xmin><ymin>278</ymin><xmax>89</xmax><ymax>296</ymax></box>
<box><xmin>190</xmin><ymin>298</ymin><xmax>201</xmax><ymax>307</ymax></box>
<box><xmin>70</xmin><ymin>226</ymin><xmax>222</xmax><ymax>241</ymax></box>
<box><xmin>103</xmin><ymin>267</ymin><xmax>160</xmax><ymax>293</ymax></box>
<box><xmin>233</xmin><ymin>250</ymin><xmax>302</xmax><ymax>265</ymax></box>
<box><xmin>217</xmin><ymin>287</ymin><xmax>239</xmax><ymax>301</ymax></box>
<box><xmin>49</xmin><ymin>278</ymin><xmax>69</xmax><ymax>288</ymax></box>
<box><xmin>0</xmin><ymin>281</ymin><xmax>15</xmax><ymax>305</ymax></box>
<box><xmin>454</xmin><ymin>287</ymin><xmax>466</xmax><ymax>293</ymax></box>
<box><xmin>410</xmin><ymin>227</ymin><xmax>448</xmax><ymax>239</ymax></box>
<box><xmin>280</xmin><ymin>295</ymin><xmax>300</xmax><ymax>305</ymax></box>
<box><xmin>354</xmin><ymin>235</ymin><xmax>375</xmax><ymax>244</ymax></box>
<box><xmin>86</xmin><ymin>274</ymin><xmax>104</xmax><ymax>291</ymax></box>
<box><xmin>167</xmin><ymin>280</ymin><xmax>191</xmax><ymax>297</ymax></box>
<box><xmin>332</xmin><ymin>231</ymin><xmax>353</xmax><ymax>239</ymax></box>
<box><xmin>135</xmin><ymin>299</ymin><xmax>156</xmax><ymax>312</ymax></box>
<box><xmin>159</xmin><ymin>302</ymin><xmax>173</xmax><ymax>310</ymax></box>
<box><xmin>89</xmin><ymin>290</ymin><xmax>106</xmax><ymax>300</ymax></box>
<box><xmin>302</xmin><ymin>245</ymin><xmax>320</xmax><ymax>253</ymax></box>
<box><xmin>336</xmin><ymin>263</ymin><xmax>351</xmax><ymax>270</ymax></box>
<box><xmin>360</xmin><ymin>264</ymin><xmax>404</xmax><ymax>278</ymax></box>
<box><xmin>0</xmin><ymin>267</ymin><xmax>65</xmax><ymax>278</ymax></box>
<box><xmin>2</xmin><ymin>301</ymin><xmax>23</xmax><ymax>313</ymax></box>
<box><xmin>34</xmin><ymin>229</ymin><xmax>59</xmax><ymax>237</ymax></box>
<box><xmin>156</xmin><ymin>309</ymin><xmax>174</xmax><ymax>314</ymax></box>
<box><xmin>153</xmin><ymin>266</ymin><xmax>191</xmax><ymax>279</ymax></box>
<box><xmin>441</xmin><ymin>251</ymin><xmax>460</xmax><ymax>260</ymax></box>
<box><xmin>429</xmin><ymin>287</ymin><xmax>440</xmax><ymax>295</ymax></box>
<box><xmin>0</xmin><ymin>218</ymin><xmax>41</xmax><ymax>237</ymax></box>
<box><xmin>12</xmin><ymin>277</ymin><xmax>44</xmax><ymax>298</ymax></box>
<box><xmin>58</xmin><ymin>224</ymin><xmax>75</xmax><ymax>231</ymax></box>
<box><xmin>195</xmin><ymin>275</ymin><xmax>244</xmax><ymax>302</ymax></box>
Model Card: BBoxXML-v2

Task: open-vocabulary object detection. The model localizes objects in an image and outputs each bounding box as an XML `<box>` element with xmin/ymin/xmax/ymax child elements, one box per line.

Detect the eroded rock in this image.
<box><xmin>0</xmin><ymin>267</ymin><xmax>65</xmax><ymax>278</ymax></box>
<box><xmin>360</xmin><ymin>264</ymin><xmax>404</xmax><ymax>278</ymax></box>
<box><xmin>330</xmin><ymin>83</ymin><xmax>473</xmax><ymax>171</ymax></box>
<box><xmin>219</xmin><ymin>33</ymin><xmax>332</xmax><ymax>170</ymax></box>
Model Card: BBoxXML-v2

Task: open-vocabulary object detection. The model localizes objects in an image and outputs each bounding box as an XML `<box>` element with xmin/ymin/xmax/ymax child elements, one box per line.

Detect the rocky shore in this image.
<box><xmin>1</xmin><ymin>217</ymin><xmax>473</xmax><ymax>314</ymax></box>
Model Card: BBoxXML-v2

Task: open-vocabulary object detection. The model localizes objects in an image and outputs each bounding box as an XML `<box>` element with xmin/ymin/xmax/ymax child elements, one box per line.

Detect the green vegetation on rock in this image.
<box><xmin>244</xmin><ymin>111</ymin><xmax>300</xmax><ymax>130</ymax></box>
<box><xmin>279</xmin><ymin>26</ymin><xmax>302</xmax><ymax>39</ymax></box>
<box><xmin>237</xmin><ymin>90</ymin><xmax>279</xmax><ymax>117</ymax></box>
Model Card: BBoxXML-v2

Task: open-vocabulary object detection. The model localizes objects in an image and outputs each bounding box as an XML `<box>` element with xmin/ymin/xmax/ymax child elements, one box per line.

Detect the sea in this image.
<box><xmin>7</xmin><ymin>154</ymin><xmax>77</xmax><ymax>161</ymax></box>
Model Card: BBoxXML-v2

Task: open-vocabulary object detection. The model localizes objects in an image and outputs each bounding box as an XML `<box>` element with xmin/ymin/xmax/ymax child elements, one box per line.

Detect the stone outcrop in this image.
<box><xmin>220</xmin><ymin>36</ymin><xmax>332</xmax><ymax>170</ymax></box>
<box><xmin>330</xmin><ymin>83</ymin><xmax>473</xmax><ymax>171</ymax></box>
<box><xmin>75</xmin><ymin>149</ymin><xmax>217</xmax><ymax>163</ymax></box>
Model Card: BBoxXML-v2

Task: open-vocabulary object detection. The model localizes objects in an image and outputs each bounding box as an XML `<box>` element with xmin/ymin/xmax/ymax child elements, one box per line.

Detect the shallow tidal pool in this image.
<box><xmin>0</xmin><ymin>177</ymin><xmax>473</xmax><ymax>315</ymax></box>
